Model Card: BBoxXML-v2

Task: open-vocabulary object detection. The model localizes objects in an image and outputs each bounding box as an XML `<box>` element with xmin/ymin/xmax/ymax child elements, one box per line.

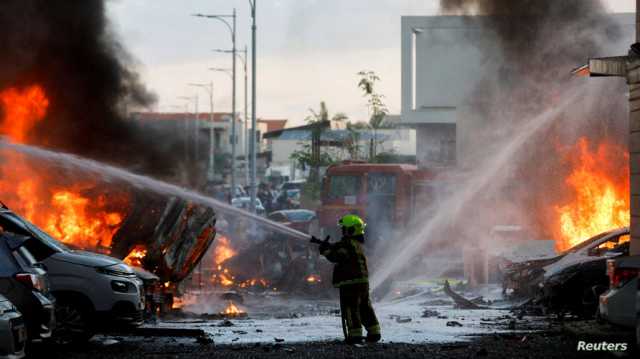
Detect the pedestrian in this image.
<box><xmin>312</xmin><ymin>214</ymin><xmax>381</xmax><ymax>344</ymax></box>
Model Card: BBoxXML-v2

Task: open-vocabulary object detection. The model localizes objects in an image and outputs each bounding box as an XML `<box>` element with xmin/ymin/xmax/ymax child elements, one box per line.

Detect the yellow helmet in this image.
<box><xmin>338</xmin><ymin>214</ymin><xmax>366</xmax><ymax>236</ymax></box>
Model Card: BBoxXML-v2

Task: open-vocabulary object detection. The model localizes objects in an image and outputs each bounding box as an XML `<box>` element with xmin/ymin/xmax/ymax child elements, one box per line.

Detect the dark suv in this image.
<box><xmin>0</xmin><ymin>231</ymin><xmax>55</xmax><ymax>343</ymax></box>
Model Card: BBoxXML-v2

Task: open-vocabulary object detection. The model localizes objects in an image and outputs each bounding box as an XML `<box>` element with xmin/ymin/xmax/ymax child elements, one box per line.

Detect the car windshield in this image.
<box><xmin>559</xmin><ymin>231</ymin><xmax>613</xmax><ymax>255</ymax></box>
<box><xmin>285</xmin><ymin>211</ymin><xmax>315</xmax><ymax>222</ymax></box>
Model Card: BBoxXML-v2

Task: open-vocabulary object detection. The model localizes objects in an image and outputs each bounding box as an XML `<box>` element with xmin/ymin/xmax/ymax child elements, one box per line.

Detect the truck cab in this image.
<box><xmin>317</xmin><ymin>162</ymin><xmax>436</xmax><ymax>245</ymax></box>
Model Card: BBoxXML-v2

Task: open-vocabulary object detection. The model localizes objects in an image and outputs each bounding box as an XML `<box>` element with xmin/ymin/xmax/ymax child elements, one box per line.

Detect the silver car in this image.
<box><xmin>598</xmin><ymin>255</ymin><xmax>640</xmax><ymax>328</ymax></box>
<box><xmin>0</xmin><ymin>294</ymin><xmax>26</xmax><ymax>359</ymax></box>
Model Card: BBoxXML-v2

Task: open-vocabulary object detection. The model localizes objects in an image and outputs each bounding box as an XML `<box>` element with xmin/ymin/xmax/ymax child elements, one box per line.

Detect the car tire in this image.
<box><xmin>53</xmin><ymin>296</ymin><xmax>95</xmax><ymax>344</ymax></box>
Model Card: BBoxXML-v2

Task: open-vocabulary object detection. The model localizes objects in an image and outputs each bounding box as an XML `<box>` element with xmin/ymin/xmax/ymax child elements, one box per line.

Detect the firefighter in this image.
<box><xmin>314</xmin><ymin>214</ymin><xmax>381</xmax><ymax>344</ymax></box>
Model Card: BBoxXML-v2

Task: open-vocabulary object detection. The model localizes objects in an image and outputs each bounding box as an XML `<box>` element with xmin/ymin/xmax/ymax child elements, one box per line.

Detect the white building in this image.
<box><xmin>265</xmin><ymin>127</ymin><xmax>416</xmax><ymax>169</ymax></box>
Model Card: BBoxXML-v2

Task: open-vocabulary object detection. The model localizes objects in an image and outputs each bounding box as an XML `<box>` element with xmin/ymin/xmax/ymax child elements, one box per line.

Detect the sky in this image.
<box><xmin>107</xmin><ymin>0</ymin><xmax>637</xmax><ymax>126</ymax></box>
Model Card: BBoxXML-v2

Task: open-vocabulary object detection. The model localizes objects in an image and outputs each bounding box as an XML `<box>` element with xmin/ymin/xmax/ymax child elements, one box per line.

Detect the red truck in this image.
<box><xmin>316</xmin><ymin>161</ymin><xmax>439</xmax><ymax>243</ymax></box>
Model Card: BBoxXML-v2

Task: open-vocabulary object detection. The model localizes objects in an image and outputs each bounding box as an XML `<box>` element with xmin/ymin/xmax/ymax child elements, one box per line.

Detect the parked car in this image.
<box><xmin>231</xmin><ymin>197</ymin><xmax>265</xmax><ymax>215</ymax></box>
<box><xmin>278</xmin><ymin>180</ymin><xmax>306</xmax><ymax>193</ymax></box>
<box><xmin>0</xmin><ymin>294</ymin><xmax>26</xmax><ymax>359</ymax></box>
<box><xmin>0</xmin><ymin>232</ymin><xmax>55</xmax><ymax>343</ymax></box>
<box><xmin>0</xmin><ymin>208</ymin><xmax>144</xmax><ymax>343</ymax></box>
<box><xmin>598</xmin><ymin>255</ymin><xmax>640</xmax><ymax>327</ymax></box>
<box><xmin>267</xmin><ymin>210</ymin><xmax>316</xmax><ymax>234</ymax></box>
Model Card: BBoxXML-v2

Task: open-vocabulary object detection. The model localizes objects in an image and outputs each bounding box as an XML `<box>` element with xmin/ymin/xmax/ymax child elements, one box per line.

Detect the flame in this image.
<box><xmin>553</xmin><ymin>138</ymin><xmax>629</xmax><ymax>251</ymax></box>
<box><xmin>123</xmin><ymin>245</ymin><xmax>147</xmax><ymax>267</ymax></box>
<box><xmin>0</xmin><ymin>85</ymin><xmax>129</xmax><ymax>251</ymax></box>
<box><xmin>0</xmin><ymin>85</ymin><xmax>49</xmax><ymax>144</ymax></box>
<box><xmin>172</xmin><ymin>293</ymin><xmax>197</xmax><ymax>310</ymax></box>
<box><xmin>222</xmin><ymin>301</ymin><xmax>244</xmax><ymax>315</ymax></box>
<box><xmin>214</xmin><ymin>236</ymin><xmax>236</xmax><ymax>265</ymax></box>
<box><xmin>306</xmin><ymin>274</ymin><xmax>321</xmax><ymax>283</ymax></box>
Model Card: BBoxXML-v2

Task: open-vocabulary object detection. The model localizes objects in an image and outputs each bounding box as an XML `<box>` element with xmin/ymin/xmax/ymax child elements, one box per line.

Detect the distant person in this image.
<box><xmin>258</xmin><ymin>183</ymin><xmax>274</xmax><ymax>213</ymax></box>
<box><xmin>312</xmin><ymin>214</ymin><xmax>381</xmax><ymax>344</ymax></box>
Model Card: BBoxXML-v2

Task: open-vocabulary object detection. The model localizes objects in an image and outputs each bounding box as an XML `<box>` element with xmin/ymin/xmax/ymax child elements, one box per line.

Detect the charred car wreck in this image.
<box><xmin>502</xmin><ymin>228</ymin><xmax>630</xmax><ymax>318</ymax></box>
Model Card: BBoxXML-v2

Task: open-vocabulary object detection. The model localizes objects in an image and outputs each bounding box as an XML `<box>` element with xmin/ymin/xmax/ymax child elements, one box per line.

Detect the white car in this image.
<box><xmin>0</xmin><ymin>295</ymin><xmax>25</xmax><ymax>359</ymax></box>
<box><xmin>598</xmin><ymin>255</ymin><xmax>640</xmax><ymax>328</ymax></box>
<box><xmin>0</xmin><ymin>208</ymin><xmax>144</xmax><ymax>343</ymax></box>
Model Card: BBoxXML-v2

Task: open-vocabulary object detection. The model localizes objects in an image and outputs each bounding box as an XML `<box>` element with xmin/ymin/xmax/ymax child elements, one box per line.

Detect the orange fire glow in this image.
<box><xmin>222</xmin><ymin>301</ymin><xmax>243</xmax><ymax>315</ymax></box>
<box><xmin>123</xmin><ymin>246</ymin><xmax>148</xmax><ymax>267</ymax></box>
<box><xmin>306</xmin><ymin>274</ymin><xmax>321</xmax><ymax>283</ymax></box>
<box><xmin>0</xmin><ymin>85</ymin><xmax>49</xmax><ymax>144</ymax></box>
<box><xmin>214</xmin><ymin>236</ymin><xmax>236</xmax><ymax>265</ymax></box>
<box><xmin>0</xmin><ymin>85</ymin><xmax>129</xmax><ymax>252</ymax></box>
<box><xmin>554</xmin><ymin>138</ymin><xmax>630</xmax><ymax>251</ymax></box>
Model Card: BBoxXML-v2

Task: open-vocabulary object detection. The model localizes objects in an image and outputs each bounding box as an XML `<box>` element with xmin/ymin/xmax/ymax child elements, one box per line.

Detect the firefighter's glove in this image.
<box><xmin>318</xmin><ymin>241</ymin><xmax>329</xmax><ymax>253</ymax></box>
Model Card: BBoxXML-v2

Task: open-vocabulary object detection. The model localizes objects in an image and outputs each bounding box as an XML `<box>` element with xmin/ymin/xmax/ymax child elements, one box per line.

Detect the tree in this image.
<box><xmin>357</xmin><ymin>71</ymin><xmax>390</xmax><ymax>161</ymax></box>
<box><xmin>290</xmin><ymin>101</ymin><xmax>347</xmax><ymax>183</ymax></box>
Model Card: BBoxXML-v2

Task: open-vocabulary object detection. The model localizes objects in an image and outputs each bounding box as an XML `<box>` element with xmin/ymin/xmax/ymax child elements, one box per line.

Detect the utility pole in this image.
<box><xmin>193</xmin><ymin>9</ymin><xmax>238</xmax><ymax>195</ymax></box>
<box><xmin>213</xmin><ymin>47</ymin><xmax>249</xmax><ymax>186</ymax></box>
<box><xmin>231</xmin><ymin>8</ymin><xmax>237</xmax><ymax>197</ymax></box>
<box><xmin>249</xmin><ymin>0</ymin><xmax>258</xmax><ymax>213</ymax></box>
<box><xmin>244</xmin><ymin>45</ymin><xmax>249</xmax><ymax>187</ymax></box>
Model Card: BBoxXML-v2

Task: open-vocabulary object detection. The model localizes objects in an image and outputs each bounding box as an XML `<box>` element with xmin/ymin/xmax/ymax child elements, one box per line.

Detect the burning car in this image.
<box><xmin>504</xmin><ymin>227</ymin><xmax>630</xmax><ymax>317</ymax></box>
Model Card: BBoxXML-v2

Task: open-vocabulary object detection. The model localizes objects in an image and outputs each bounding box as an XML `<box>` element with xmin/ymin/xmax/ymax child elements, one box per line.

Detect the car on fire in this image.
<box><xmin>0</xmin><ymin>294</ymin><xmax>26</xmax><ymax>359</ymax></box>
<box><xmin>0</xmin><ymin>207</ymin><xmax>144</xmax><ymax>343</ymax></box>
<box><xmin>0</xmin><ymin>231</ymin><xmax>55</xmax><ymax>345</ymax></box>
<box><xmin>503</xmin><ymin>227</ymin><xmax>630</xmax><ymax>317</ymax></box>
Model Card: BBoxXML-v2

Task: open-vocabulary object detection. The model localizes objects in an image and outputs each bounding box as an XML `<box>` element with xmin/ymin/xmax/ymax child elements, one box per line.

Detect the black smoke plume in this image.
<box><xmin>0</xmin><ymin>0</ymin><xmax>187</xmax><ymax>177</ymax></box>
<box><xmin>438</xmin><ymin>0</ymin><xmax>630</xmax><ymax>239</ymax></box>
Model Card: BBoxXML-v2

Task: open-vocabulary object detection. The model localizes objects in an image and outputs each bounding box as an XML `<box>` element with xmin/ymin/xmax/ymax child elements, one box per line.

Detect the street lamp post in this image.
<box><xmin>213</xmin><ymin>47</ymin><xmax>249</xmax><ymax>186</ymax></box>
<box><xmin>249</xmin><ymin>0</ymin><xmax>257</xmax><ymax>213</ymax></box>
<box><xmin>193</xmin><ymin>9</ymin><xmax>238</xmax><ymax>198</ymax></box>
<box><xmin>189</xmin><ymin>82</ymin><xmax>215</xmax><ymax>183</ymax></box>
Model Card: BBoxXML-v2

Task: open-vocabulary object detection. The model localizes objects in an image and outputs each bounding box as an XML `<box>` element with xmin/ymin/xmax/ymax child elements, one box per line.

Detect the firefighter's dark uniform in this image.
<box><xmin>319</xmin><ymin>234</ymin><xmax>381</xmax><ymax>342</ymax></box>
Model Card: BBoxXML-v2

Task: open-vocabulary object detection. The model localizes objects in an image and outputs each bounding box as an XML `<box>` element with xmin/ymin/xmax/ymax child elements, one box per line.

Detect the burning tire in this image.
<box><xmin>53</xmin><ymin>295</ymin><xmax>95</xmax><ymax>344</ymax></box>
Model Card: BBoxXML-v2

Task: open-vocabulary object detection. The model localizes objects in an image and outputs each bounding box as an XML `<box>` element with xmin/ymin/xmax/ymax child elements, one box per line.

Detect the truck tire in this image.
<box><xmin>53</xmin><ymin>295</ymin><xmax>95</xmax><ymax>344</ymax></box>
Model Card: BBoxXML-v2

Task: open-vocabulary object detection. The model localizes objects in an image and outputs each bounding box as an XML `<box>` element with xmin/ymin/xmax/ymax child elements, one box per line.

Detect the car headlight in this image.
<box><xmin>97</xmin><ymin>263</ymin><xmax>136</xmax><ymax>277</ymax></box>
<box><xmin>0</xmin><ymin>300</ymin><xmax>16</xmax><ymax>315</ymax></box>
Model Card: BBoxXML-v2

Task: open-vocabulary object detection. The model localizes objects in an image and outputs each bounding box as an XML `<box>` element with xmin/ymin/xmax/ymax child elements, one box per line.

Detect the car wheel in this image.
<box><xmin>54</xmin><ymin>297</ymin><xmax>95</xmax><ymax>344</ymax></box>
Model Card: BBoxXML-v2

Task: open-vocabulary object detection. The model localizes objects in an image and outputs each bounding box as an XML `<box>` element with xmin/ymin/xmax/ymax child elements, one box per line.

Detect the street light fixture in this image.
<box><xmin>193</xmin><ymin>9</ymin><xmax>238</xmax><ymax>199</ymax></box>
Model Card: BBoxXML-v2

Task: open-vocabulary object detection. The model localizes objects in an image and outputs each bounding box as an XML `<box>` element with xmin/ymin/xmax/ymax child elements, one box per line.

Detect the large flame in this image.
<box><xmin>0</xmin><ymin>85</ymin><xmax>129</xmax><ymax>252</ymax></box>
<box><xmin>554</xmin><ymin>138</ymin><xmax>629</xmax><ymax>251</ymax></box>
<box><xmin>213</xmin><ymin>236</ymin><xmax>236</xmax><ymax>265</ymax></box>
<box><xmin>0</xmin><ymin>85</ymin><xmax>49</xmax><ymax>144</ymax></box>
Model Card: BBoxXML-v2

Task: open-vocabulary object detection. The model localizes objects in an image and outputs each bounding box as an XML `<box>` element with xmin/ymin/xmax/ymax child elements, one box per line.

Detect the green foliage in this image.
<box><xmin>290</xmin><ymin>101</ymin><xmax>344</xmax><ymax>179</ymax></box>
<box><xmin>357</xmin><ymin>70</ymin><xmax>390</xmax><ymax>130</ymax></box>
